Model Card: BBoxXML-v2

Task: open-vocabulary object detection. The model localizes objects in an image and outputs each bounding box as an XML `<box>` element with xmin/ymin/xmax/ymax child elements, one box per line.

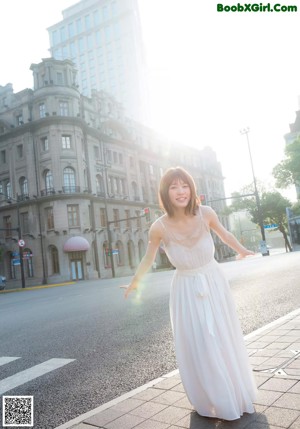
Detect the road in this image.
<box><xmin>0</xmin><ymin>251</ymin><xmax>299</xmax><ymax>428</ymax></box>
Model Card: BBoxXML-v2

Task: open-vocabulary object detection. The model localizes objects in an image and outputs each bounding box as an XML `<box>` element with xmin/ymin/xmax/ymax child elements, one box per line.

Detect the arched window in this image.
<box><xmin>116</xmin><ymin>240</ymin><xmax>124</xmax><ymax>266</ymax></box>
<box><xmin>19</xmin><ymin>177</ymin><xmax>28</xmax><ymax>197</ymax></box>
<box><xmin>63</xmin><ymin>167</ymin><xmax>76</xmax><ymax>193</ymax></box>
<box><xmin>44</xmin><ymin>170</ymin><xmax>53</xmax><ymax>193</ymax></box>
<box><xmin>49</xmin><ymin>245</ymin><xmax>60</xmax><ymax>274</ymax></box>
<box><xmin>138</xmin><ymin>240</ymin><xmax>145</xmax><ymax>262</ymax></box>
<box><xmin>103</xmin><ymin>241</ymin><xmax>110</xmax><ymax>268</ymax></box>
<box><xmin>127</xmin><ymin>240</ymin><xmax>135</xmax><ymax>268</ymax></box>
<box><xmin>23</xmin><ymin>248</ymin><xmax>33</xmax><ymax>278</ymax></box>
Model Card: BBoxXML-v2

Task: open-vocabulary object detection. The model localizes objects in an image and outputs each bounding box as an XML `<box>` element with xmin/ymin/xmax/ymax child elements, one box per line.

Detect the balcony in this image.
<box><xmin>41</xmin><ymin>188</ymin><xmax>56</xmax><ymax>196</ymax></box>
<box><xmin>62</xmin><ymin>186</ymin><xmax>81</xmax><ymax>194</ymax></box>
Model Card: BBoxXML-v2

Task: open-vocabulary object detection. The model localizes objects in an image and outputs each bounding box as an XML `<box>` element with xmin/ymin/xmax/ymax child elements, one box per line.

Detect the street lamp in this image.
<box><xmin>0</xmin><ymin>193</ymin><xmax>26</xmax><ymax>288</ymax></box>
<box><xmin>240</xmin><ymin>127</ymin><xmax>268</xmax><ymax>255</ymax></box>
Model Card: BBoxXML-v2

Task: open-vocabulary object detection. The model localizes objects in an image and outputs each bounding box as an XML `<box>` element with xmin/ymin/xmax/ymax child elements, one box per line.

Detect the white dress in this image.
<box><xmin>158</xmin><ymin>207</ymin><xmax>257</xmax><ymax>420</ymax></box>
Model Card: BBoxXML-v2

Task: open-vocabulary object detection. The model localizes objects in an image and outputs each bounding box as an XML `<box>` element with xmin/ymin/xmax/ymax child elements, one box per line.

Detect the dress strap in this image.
<box><xmin>198</xmin><ymin>205</ymin><xmax>210</xmax><ymax>232</ymax></box>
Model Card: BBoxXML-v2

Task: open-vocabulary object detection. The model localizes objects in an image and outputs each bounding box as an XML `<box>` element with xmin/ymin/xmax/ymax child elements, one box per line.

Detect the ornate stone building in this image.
<box><xmin>0</xmin><ymin>58</ymin><xmax>229</xmax><ymax>287</ymax></box>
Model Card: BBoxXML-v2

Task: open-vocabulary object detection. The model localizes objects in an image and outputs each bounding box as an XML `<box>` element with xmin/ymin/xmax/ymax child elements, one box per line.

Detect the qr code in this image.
<box><xmin>2</xmin><ymin>396</ymin><xmax>34</xmax><ymax>427</ymax></box>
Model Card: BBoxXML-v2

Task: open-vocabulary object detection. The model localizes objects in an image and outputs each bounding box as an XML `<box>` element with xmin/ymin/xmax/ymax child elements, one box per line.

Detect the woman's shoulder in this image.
<box><xmin>199</xmin><ymin>204</ymin><xmax>216</xmax><ymax>222</ymax></box>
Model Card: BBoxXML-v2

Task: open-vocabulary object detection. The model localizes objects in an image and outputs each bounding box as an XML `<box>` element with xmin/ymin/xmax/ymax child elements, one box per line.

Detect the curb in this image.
<box><xmin>0</xmin><ymin>282</ymin><xmax>76</xmax><ymax>294</ymax></box>
<box><xmin>54</xmin><ymin>307</ymin><xmax>300</xmax><ymax>429</ymax></box>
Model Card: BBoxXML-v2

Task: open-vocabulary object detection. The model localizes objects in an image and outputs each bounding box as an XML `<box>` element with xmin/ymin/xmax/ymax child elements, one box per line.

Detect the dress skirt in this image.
<box><xmin>169</xmin><ymin>259</ymin><xmax>257</xmax><ymax>420</ymax></box>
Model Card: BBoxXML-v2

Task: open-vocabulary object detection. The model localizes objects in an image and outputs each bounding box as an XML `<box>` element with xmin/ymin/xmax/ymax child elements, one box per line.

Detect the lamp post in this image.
<box><xmin>240</xmin><ymin>127</ymin><xmax>268</xmax><ymax>255</ymax></box>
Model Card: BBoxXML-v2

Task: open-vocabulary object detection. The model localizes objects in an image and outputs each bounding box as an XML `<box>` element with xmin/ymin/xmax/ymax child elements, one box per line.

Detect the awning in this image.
<box><xmin>63</xmin><ymin>236</ymin><xmax>90</xmax><ymax>252</ymax></box>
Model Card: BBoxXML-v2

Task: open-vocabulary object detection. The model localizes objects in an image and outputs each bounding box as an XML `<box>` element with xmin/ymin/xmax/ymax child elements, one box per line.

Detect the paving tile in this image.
<box><xmin>285</xmin><ymin>369</ymin><xmax>300</xmax><ymax>377</ymax></box>
<box><xmin>171</xmin><ymin>382</ymin><xmax>186</xmax><ymax>393</ymax></box>
<box><xmin>259</xmin><ymin>377</ymin><xmax>297</xmax><ymax>392</ymax></box>
<box><xmin>151</xmin><ymin>405</ymin><xmax>190</xmax><ymax>424</ymax></box>
<box><xmin>272</xmin><ymin>392</ymin><xmax>300</xmax><ymax>410</ymax></box>
<box><xmin>133</xmin><ymin>387</ymin><xmax>164</xmax><ymax>401</ymax></box>
<box><xmin>257</xmin><ymin>357</ymin><xmax>288</xmax><ymax>369</ymax></box>
<box><xmin>133</xmin><ymin>419</ymin><xmax>170</xmax><ymax>429</ymax></box>
<box><xmin>170</xmin><ymin>411</ymin><xmax>220</xmax><ymax>428</ymax></box>
<box><xmin>70</xmin><ymin>424</ymin><xmax>96</xmax><ymax>429</ymax></box>
<box><xmin>173</xmin><ymin>396</ymin><xmax>194</xmax><ymax>410</ymax></box>
<box><xmin>252</xmin><ymin>349</ymin><xmax>280</xmax><ymax>357</ymax></box>
<box><xmin>105</xmin><ymin>413</ymin><xmax>145</xmax><ymax>429</ymax></box>
<box><xmin>275</xmin><ymin>336</ymin><xmax>300</xmax><ymax>343</ymax></box>
<box><xmin>259</xmin><ymin>335</ymin><xmax>282</xmax><ymax>342</ymax></box>
<box><xmin>254</xmin><ymin>389</ymin><xmax>283</xmax><ymax>406</ymax></box>
<box><xmin>249</xmin><ymin>356</ymin><xmax>270</xmax><ymax>366</ymax></box>
<box><xmin>154</xmin><ymin>377</ymin><xmax>182</xmax><ymax>390</ymax></box>
<box><xmin>290</xmin><ymin>416</ymin><xmax>300</xmax><ymax>428</ymax></box>
<box><xmin>255</xmin><ymin>406</ymin><xmax>300</xmax><ymax>427</ymax></box>
<box><xmin>288</xmin><ymin>360</ymin><xmax>300</xmax><ymax>369</ymax></box>
<box><xmin>254</xmin><ymin>373</ymin><xmax>274</xmax><ymax>388</ymax></box>
<box><xmin>247</xmin><ymin>342</ymin><xmax>270</xmax><ymax>349</ymax></box>
<box><xmin>129</xmin><ymin>401</ymin><xmax>168</xmax><ymax>419</ymax></box>
<box><xmin>152</xmin><ymin>390</ymin><xmax>186</xmax><ymax>405</ymax></box>
<box><xmin>289</xmin><ymin>382</ymin><xmax>300</xmax><ymax>394</ymax></box>
<box><xmin>84</xmin><ymin>408</ymin><xmax>124</xmax><ymax>427</ymax></box>
<box><xmin>110</xmin><ymin>398</ymin><xmax>145</xmax><ymax>413</ymax></box>
<box><xmin>266</xmin><ymin>343</ymin><xmax>290</xmax><ymax>350</ymax></box>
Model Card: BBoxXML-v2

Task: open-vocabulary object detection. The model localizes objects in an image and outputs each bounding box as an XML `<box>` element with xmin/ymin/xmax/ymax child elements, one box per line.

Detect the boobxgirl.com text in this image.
<box><xmin>217</xmin><ymin>3</ymin><xmax>297</xmax><ymax>12</ymax></box>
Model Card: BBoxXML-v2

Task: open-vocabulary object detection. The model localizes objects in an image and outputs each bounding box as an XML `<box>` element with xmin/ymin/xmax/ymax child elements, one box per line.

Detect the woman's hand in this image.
<box><xmin>236</xmin><ymin>249</ymin><xmax>255</xmax><ymax>260</ymax></box>
<box><xmin>120</xmin><ymin>280</ymin><xmax>139</xmax><ymax>299</ymax></box>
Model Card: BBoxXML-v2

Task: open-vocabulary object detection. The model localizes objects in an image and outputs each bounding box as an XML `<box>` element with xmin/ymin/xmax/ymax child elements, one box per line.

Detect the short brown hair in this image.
<box><xmin>159</xmin><ymin>166</ymin><xmax>199</xmax><ymax>217</ymax></box>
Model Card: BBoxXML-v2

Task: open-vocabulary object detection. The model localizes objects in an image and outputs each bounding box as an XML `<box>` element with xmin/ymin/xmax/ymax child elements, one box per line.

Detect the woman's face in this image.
<box><xmin>168</xmin><ymin>179</ymin><xmax>191</xmax><ymax>210</ymax></box>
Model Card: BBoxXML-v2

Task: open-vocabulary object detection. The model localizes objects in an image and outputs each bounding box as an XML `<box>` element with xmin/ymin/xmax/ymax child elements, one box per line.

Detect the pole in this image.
<box><xmin>16</xmin><ymin>198</ymin><xmax>26</xmax><ymax>289</ymax></box>
<box><xmin>240</xmin><ymin>128</ymin><xmax>268</xmax><ymax>254</ymax></box>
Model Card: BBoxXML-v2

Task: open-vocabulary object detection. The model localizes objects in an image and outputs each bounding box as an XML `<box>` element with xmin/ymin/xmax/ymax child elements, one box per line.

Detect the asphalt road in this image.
<box><xmin>0</xmin><ymin>250</ymin><xmax>299</xmax><ymax>428</ymax></box>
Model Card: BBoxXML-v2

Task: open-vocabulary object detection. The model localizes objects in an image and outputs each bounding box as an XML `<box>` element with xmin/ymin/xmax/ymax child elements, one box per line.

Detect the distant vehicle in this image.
<box><xmin>0</xmin><ymin>275</ymin><xmax>6</xmax><ymax>290</ymax></box>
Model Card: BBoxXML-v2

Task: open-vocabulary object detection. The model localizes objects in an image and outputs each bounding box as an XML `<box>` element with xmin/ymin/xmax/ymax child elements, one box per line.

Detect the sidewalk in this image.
<box><xmin>56</xmin><ymin>309</ymin><xmax>300</xmax><ymax>429</ymax></box>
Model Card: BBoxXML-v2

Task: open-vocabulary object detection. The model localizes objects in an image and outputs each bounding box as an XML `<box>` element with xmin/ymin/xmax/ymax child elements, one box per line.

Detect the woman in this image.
<box><xmin>121</xmin><ymin>166</ymin><xmax>257</xmax><ymax>420</ymax></box>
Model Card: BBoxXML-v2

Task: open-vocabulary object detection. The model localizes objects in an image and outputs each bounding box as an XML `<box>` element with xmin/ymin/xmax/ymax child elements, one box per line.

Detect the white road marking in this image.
<box><xmin>0</xmin><ymin>358</ymin><xmax>75</xmax><ymax>395</ymax></box>
<box><xmin>0</xmin><ymin>357</ymin><xmax>21</xmax><ymax>366</ymax></box>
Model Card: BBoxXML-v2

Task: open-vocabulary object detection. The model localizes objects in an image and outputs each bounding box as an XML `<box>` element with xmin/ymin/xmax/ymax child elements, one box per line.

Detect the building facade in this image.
<box><xmin>47</xmin><ymin>0</ymin><xmax>148</xmax><ymax>122</ymax></box>
<box><xmin>0</xmin><ymin>58</ymin><xmax>230</xmax><ymax>287</ymax></box>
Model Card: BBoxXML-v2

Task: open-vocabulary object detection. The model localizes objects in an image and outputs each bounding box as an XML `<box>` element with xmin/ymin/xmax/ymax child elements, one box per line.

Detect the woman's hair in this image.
<box><xmin>159</xmin><ymin>166</ymin><xmax>199</xmax><ymax>217</ymax></box>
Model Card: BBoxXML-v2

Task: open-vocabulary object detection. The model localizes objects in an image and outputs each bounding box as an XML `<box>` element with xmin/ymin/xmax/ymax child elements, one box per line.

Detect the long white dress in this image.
<box><xmin>158</xmin><ymin>207</ymin><xmax>257</xmax><ymax>420</ymax></box>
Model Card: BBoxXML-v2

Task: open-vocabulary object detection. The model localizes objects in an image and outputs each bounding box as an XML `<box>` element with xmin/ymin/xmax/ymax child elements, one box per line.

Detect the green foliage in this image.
<box><xmin>273</xmin><ymin>139</ymin><xmax>300</xmax><ymax>189</ymax></box>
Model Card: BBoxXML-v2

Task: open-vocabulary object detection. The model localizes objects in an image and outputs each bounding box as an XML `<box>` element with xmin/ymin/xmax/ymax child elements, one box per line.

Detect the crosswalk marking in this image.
<box><xmin>0</xmin><ymin>358</ymin><xmax>75</xmax><ymax>395</ymax></box>
<box><xmin>0</xmin><ymin>357</ymin><xmax>21</xmax><ymax>366</ymax></box>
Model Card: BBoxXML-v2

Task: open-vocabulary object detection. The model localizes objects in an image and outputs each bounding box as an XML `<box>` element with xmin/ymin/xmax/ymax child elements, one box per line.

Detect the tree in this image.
<box><xmin>273</xmin><ymin>139</ymin><xmax>300</xmax><ymax>191</ymax></box>
<box><xmin>228</xmin><ymin>190</ymin><xmax>292</xmax><ymax>251</ymax></box>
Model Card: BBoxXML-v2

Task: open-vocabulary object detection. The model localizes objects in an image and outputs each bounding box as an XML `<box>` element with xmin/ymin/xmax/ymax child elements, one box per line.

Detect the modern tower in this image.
<box><xmin>47</xmin><ymin>0</ymin><xmax>148</xmax><ymax>122</ymax></box>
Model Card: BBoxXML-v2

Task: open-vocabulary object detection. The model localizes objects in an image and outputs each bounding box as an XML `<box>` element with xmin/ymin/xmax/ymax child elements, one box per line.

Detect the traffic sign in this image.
<box><xmin>264</xmin><ymin>224</ymin><xmax>278</xmax><ymax>229</ymax></box>
<box><xmin>18</xmin><ymin>239</ymin><xmax>26</xmax><ymax>247</ymax></box>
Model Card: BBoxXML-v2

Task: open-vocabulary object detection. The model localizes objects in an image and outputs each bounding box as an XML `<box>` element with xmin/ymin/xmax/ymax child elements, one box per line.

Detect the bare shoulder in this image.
<box><xmin>199</xmin><ymin>205</ymin><xmax>216</xmax><ymax>222</ymax></box>
<box><xmin>149</xmin><ymin>216</ymin><xmax>165</xmax><ymax>240</ymax></box>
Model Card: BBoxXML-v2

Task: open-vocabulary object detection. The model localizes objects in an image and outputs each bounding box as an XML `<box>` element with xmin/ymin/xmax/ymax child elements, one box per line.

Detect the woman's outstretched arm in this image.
<box><xmin>120</xmin><ymin>221</ymin><xmax>162</xmax><ymax>298</ymax></box>
<box><xmin>203</xmin><ymin>206</ymin><xmax>255</xmax><ymax>258</ymax></box>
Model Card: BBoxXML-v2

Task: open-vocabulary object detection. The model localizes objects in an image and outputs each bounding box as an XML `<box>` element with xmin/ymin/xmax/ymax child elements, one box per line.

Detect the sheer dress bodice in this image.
<box><xmin>158</xmin><ymin>207</ymin><xmax>215</xmax><ymax>270</ymax></box>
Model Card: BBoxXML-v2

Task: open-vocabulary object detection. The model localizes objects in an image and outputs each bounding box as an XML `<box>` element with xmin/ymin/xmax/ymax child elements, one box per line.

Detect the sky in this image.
<box><xmin>1</xmin><ymin>0</ymin><xmax>299</xmax><ymax>201</ymax></box>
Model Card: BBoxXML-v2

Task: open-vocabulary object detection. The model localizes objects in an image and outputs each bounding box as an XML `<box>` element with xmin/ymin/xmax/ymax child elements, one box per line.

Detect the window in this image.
<box><xmin>62</xmin><ymin>135</ymin><xmax>71</xmax><ymax>149</ymax></box>
<box><xmin>67</xmin><ymin>205</ymin><xmax>80</xmax><ymax>227</ymax></box>
<box><xmin>78</xmin><ymin>37</ymin><xmax>84</xmax><ymax>53</ymax></box>
<box><xmin>45</xmin><ymin>170</ymin><xmax>53</xmax><ymax>192</ymax></box>
<box><xmin>3</xmin><ymin>215</ymin><xmax>11</xmax><ymax>237</ymax></box>
<box><xmin>57</xmin><ymin>72</ymin><xmax>63</xmax><ymax>85</ymax></box>
<box><xmin>45</xmin><ymin>207</ymin><xmax>54</xmax><ymax>230</ymax></box>
<box><xmin>24</xmin><ymin>248</ymin><xmax>34</xmax><ymax>277</ymax></box>
<box><xmin>125</xmin><ymin>210</ymin><xmax>131</xmax><ymax>228</ymax></box>
<box><xmin>96</xmin><ymin>175</ymin><xmax>105</xmax><ymax>195</ymax></box>
<box><xmin>136</xmin><ymin>210</ymin><xmax>141</xmax><ymax>228</ymax></box>
<box><xmin>68</xmin><ymin>22</ymin><xmax>74</xmax><ymax>38</ymax></box>
<box><xmin>103</xmin><ymin>241</ymin><xmax>110</xmax><ymax>268</ymax></box>
<box><xmin>5</xmin><ymin>181</ymin><xmax>11</xmax><ymax>199</ymax></box>
<box><xmin>76</xmin><ymin>18</ymin><xmax>82</xmax><ymax>33</ymax></box>
<box><xmin>93</xmin><ymin>10</ymin><xmax>100</xmax><ymax>26</ymax></box>
<box><xmin>119</xmin><ymin>153</ymin><xmax>123</xmax><ymax>165</ymax></box>
<box><xmin>85</xmin><ymin>14</ymin><xmax>91</xmax><ymax>30</ymax></box>
<box><xmin>113</xmin><ymin>152</ymin><xmax>118</xmax><ymax>164</ymax></box>
<box><xmin>19</xmin><ymin>177</ymin><xmax>28</xmax><ymax>196</ymax></box>
<box><xmin>94</xmin><ymin>145</ymin><xmax>100</xmax><ymax>159</ymax></box>
<box><xmin>63</xmin><ymin>167</ymin><xmax>76</xmax><ymax>192</ymax></box>
<box><xmin>16</xmin><ymin>114</ymin><xmax>23</xmax><ymax>126</ymax></box>
<box><xmin>50</xmin><ymin>246</ymin><xmax>60</xmax><ymax>274</ymax></box>
<box><xmin>39</xmin><ymin>103</ymin><xmax>46</xmax><ymax>118</ymax></box>
<box><xmin>1</xmin><ymin>150</ymin><xmax>6</xmax><ymax>164</ymax></box>
<box><xmin>20</xmin><ymin>212</ymin><xmax>29</xmax><ymax>233</ymax></box>
<box><xmin>113</xmin><ymin>209</ymin><xmax>119</xmax><ymax>228</ymax></box>
<box><xmin>41</xmin><ymin>137</ymin><xmax>49</xmax><ymax>151</ymax></box>
<box><xmin>59</xmin><ymin>101</ymin><xmax>69</xmax><ymax>116</ymax></box>
<box><xmin>100</xmin><ymin>208</ymin><xmax>107</xmax><ymax>227</ymax></box>
<box><xmin>17</xmin><ymin>144</ymin><xmax>23</xmax><ymax>159</ymax></box>
<box><xmin>60</xmin><ymin>26</ymin><xmax>66</xmax><ymax>42</ymax></box>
